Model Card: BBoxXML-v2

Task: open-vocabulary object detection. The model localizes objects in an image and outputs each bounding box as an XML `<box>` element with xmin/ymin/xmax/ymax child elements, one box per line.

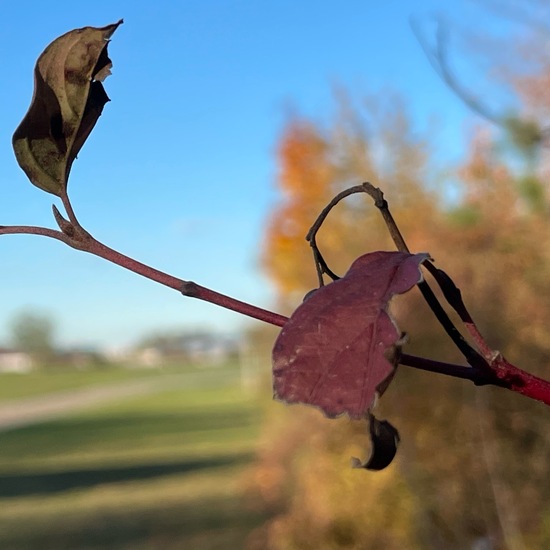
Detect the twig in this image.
<box><xmin>0</xmin><ymin>218</ymin><xmax>288</xmax><ymax>329</ymax></box>
<box><xmin>410</xmin><ymin>15</ymin><xmax>500</xmax><ymax>125</ymax></box>
<box><xmin>305</xmin><ymin>182</ymin><xmax>550</xmax><ymax>407</ymax></box>
<box><xmin>306</xmin><ymin>181</ymin><xmax>488</xmax><ymax>370</ymax></box>
<box><xmin>4</xmin><ymin>181</ymin><xmax>550</xmax><ymax>408</ymax></box>
<box><xmin>305</xmin><ymin>185</ymin><xmax>365</xmax><ymax>285</ymax></box>
<box><xmin>399</xmin><ymin>353</ymin><xmax>498</xmax><ymax>385</ymax></box>
<box><xmin>0</xmin><ymin>224</ymin><xmax>72</xmax><ymax>244</ymax></box>
<box><xmin>422</xmin><ymin>261</ymin><xmax>495</xmax><ymax>360</ymax></box>
<box><xmin>361</xmin><ymin>182</ymin><xmax>489</xmax><ymax>370</ymax></box>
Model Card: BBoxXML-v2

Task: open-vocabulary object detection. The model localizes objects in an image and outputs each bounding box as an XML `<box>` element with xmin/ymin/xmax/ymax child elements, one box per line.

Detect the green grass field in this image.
<box><xmin>0</xmin><ymin>366</ymin><xmax>268</xmax><ymax>549</ymax></box>
<box><xmin>0</xmin><ymin>363</ymin><xmax>210</xmax><ymax>402</ymax></box>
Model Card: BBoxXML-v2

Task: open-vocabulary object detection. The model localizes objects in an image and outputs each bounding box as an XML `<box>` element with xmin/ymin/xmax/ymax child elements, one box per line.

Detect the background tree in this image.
<box><xmin>9</xmin><ymin>310</ymin><xmax>56</xmax><ymax>365</ymax></box>
<box><xmin>246</xmin><ymin>81</ymin><xmax>550</xmax><ymax>547</ymax></box>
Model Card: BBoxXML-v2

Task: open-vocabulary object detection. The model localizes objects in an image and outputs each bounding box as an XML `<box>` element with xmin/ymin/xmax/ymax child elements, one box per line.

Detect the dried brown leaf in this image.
<box><xmin>12</xmin><ymin>20</ymin><xmax>123</xmax><ymax>195</ymax></box>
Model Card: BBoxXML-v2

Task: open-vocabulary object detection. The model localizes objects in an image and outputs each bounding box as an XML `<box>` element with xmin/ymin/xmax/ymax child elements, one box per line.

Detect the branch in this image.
<box><xmin>0</xmin><ymin>219</ymin><xmax>287</xmax><ymax>329</ymax></box>
<box><xmin>0</xmin><ymin>224</ymin><xmax>72</xmax><ymax>244</ymax></box>
<box><xmin>410</xmin><ymin>15</ymin><xmax>501</xmax><ymax>125</ymax></box>
<box><xmin>5</xmin><ymin>183</ymin><xmax>550</xmax><ymax>408</ymax></box>
<box><xmin>399</xmin><ymin>353</ymin><xmax>496</xmax><ymax>385</ymax></box>
<box><xmin>411</xmin><ymin>15</ymin><xmax>550</xmax><ymax>150</ymax></box>
<box><xmin>307</xmin><ymin>183</ymin><xmax>550</xmax><ymax>408</ymax></box>
<box><xmin>359</xmin><ymin>183</ymin><xmax>550</xmax><ymax>405</ymax></box>
<box><xmin>422</xmin><ymin>261</ymin><xmax>495</xmax><ymax>360</ymax></box>
<box><xmin>305</xmin><ymin>186</ymin><xmax>364</xmax><ymax>284</ymax></box>
<box><xmin>401</xmin><ymin>352</ymin><xmax>550</xmax><ymax>407</ymax></box>
<box><xmin>361</xmin><ymin>183</ymin><xmax>490</xmax><ymax>371</ymax></box>
<box><xmin>307</xmin><ymin>182</ymin><xmax>488</xmax><ymax>370</ymax></box>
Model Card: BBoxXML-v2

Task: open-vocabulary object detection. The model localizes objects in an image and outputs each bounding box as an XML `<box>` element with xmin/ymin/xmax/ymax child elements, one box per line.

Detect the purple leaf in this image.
<box><xmin>272</xmin><ymin>251</ymin><xmax>429</xmax><ymax>418</ymax></box>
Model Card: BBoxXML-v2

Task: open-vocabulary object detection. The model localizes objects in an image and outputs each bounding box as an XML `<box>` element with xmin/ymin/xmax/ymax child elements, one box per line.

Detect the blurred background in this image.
<box><xmin>2</xmin><ymin>0</ymin><xmax>550</xmax><ymax>548</ymax></box>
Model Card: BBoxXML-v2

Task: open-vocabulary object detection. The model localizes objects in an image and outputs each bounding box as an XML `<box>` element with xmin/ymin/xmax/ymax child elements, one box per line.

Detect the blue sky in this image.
<box><xmin>0</xmin><ymin>1</ymin><xmax>518</xmax><ymax>349</ymax></box>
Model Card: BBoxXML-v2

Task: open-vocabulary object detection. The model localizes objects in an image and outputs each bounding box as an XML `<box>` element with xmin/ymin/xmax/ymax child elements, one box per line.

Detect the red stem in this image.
<box><xmin>401</xmin><ymin>352</ymin><xmax>550</xmax><ymax>407</ymax></box>
<box><xmin>84</xmin><ymin>237</ymin><xmax>289</xmax><ymax>327</ymax></box>
<box><xmin>0</xmin><ymin>225</ymin><xmax>71</xmax><ymax>243</ymax></box>
<box><xmin>490</xmin><ymin>354</ymin><xmax>550</xmax><ymax>406</ymax></box>
<box><xmin>0</xmin><ymin>222</ymin><xmax>288</xmax><ymax>328</ymax></box>
<box><xmin>3</xmin><ymin>223</ymin><xmax>550</xmax><ymax>407</ymax></box>
<box><xmin>180</xmin><ymin>281</ymin><xmax>288</xmax><ymax>327</ymax></box>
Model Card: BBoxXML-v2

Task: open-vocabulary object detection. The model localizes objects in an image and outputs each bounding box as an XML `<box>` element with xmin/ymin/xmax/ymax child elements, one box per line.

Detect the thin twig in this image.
<box><xmin>0</xmin><ymin>221</ymin><xmax>288</xmax><ymax>328</ymax></box>
<box><xmin>5</xmin><ymin>182</ymin><xmax>550</xmax><ymax>407</ymax></box>
<box><xmin>358</xmin><ymin>182</ymin><xmax>410</xmax><ymax>251</ymax></box>
<box><xmin>306</xmin><ymin>185</ymin><xmax>366</xmax><ymax>285</ymax></box>
<box><xmin>305</xmin><ymin>182</ymin><xmax>550</xmax><ymax>407</ymax></box>
<box><xmin>308</xmin><ymin>181</ymin><xmax>489</xmax><ymax>370</ymax></box>
<box><xmin>361</xmin><ymin>183</ymin><xmax>489</xmax><ymax>370</ymax></box>
<box><xmin>60</xmin><ymin>191</ymin><xmax>83</xmax><ymax>229</ymax></box>
<box><xmin>400</xmin><ymin>353</ymin><xmax>499</xmax><ymax>386</ymax></box>
<box><xmin>0</xmin><ymin>225</ymin><xmax>72</xmax><ymax>244</ymax></box>
<box><xmin>422</xmin><ymin>261</ymin><xmax>496</xmax><ymax>360</ymax></box>
<box><xmin>410</xmin><ymin>15</ymin><xmax>500</xmax><ymax>125</ymax></box>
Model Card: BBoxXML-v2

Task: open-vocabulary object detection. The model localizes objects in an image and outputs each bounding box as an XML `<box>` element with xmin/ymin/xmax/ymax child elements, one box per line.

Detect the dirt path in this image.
<box><xmin>0</xmin><ymin>370</ymin><xmax>236</xmax><ymax>432</ymax></box>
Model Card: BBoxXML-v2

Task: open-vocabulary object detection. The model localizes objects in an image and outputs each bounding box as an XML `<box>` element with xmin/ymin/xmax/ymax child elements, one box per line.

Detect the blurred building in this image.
<box><xmin>0</xmin><ymin>348</ymin><xmax>34</xmax><ymax>373</ymax></box>
<box><xmin>124</xmin><ymin>331</ymin><xmax>241</xmax><ymax>368</ymax></box>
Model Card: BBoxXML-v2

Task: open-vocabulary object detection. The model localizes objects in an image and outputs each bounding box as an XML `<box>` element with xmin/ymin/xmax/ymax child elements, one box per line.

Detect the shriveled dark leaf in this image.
<box><xmin>12</xmin><ymin>20</ymin><xmax>123</xmax><ymax>196</ymax></box>
<box><xmin>272</xmin><ymin>251</ymin><xmax>429</xmax><ymax>418</ymax></box>
<box><xmin>351</xmin><ymin>414</ymin><xmax>400</xmax><ymax>471</ymax></box>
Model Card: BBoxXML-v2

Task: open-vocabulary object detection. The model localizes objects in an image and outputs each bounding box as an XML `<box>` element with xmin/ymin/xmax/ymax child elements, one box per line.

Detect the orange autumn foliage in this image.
<box><xmin>264</xmin><ymin>121</ymin><xmax>334</xmax><ymax>298</ymax></box>
<box><xmin>249</xmin><ymin>94</ymin><xmax>550</xmax><ymax>549</ymax></box>
<box><xmin>264</xmin><ymin>100</ymin><xmax>436</xmax><ymax>309</ymax></box>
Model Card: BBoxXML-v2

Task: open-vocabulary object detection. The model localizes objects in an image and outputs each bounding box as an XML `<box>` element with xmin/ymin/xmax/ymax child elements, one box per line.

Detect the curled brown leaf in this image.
<box><xmin>12</xmin><ymin>20</ymin><xmax>123</xmax><ymax>195</ymax></box>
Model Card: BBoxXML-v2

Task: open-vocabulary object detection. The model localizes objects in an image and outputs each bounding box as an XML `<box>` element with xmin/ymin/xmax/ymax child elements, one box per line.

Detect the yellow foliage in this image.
<box><xmin>264</xmin><ymin>100</ymin><xmax>436</xmax><ymax>305</ymax></box>
<box><xmin>246</xmin><ymin>406</ymin><xmax>420</xmax><ymax>550</ymax></box>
